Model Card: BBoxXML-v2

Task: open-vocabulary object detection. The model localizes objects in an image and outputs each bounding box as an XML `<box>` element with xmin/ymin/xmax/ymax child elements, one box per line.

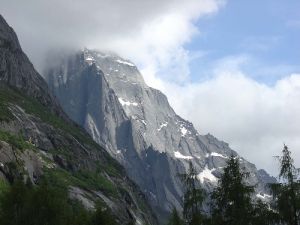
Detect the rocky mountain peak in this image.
<box><xmin>0</xmin><ymin>15</ymin><xmax>21</xmax><ymax>51</ymax></box>
<box><xmin>82</xmin><ymin>49</ymin><xmax>146</xmax><ymax>87</ymax></box>
<box><xmin>46</xmin><ymin>48</ymin><xmax>276</xmax><ymax>223</ymax></box>
<box><xmin>0</xmin><ymin>15</ymin><xmax>62</xmax><ymax>114</ymax></box>
<box><xmin>0</xmin><ymin>15</ymin><xmax>157</xmax><ymax>225</ymax></box>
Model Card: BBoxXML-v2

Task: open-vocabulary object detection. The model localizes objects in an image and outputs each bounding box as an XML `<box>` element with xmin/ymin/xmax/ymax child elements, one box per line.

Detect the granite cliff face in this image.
<box><xmin>0</xmin><ymin>15</ymin><xmax>157</xmax><ymax>225</ymax></box>
<box><xmin>0</xmin><ymin>16</ymin><xmax>63</xmax><ymax>114</ymax></box>
<box><xmin>46</xmin><ymin>49</ymin><xmax>276</xmax><ymax>222</ymax></box>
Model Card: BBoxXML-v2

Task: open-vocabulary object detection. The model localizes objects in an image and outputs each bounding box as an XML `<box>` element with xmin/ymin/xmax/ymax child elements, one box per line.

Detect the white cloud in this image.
<box><xmin>1</xmin><ymin>0</ymin><xmax>224</xmax><ymax>74</ymax></box>
<box><xmin>99</xmin><ymin>0</ymin><xmax>224</xmax><ymax>84</ymax></box>
<box><xmin>3</xmin><ymin>0</ymin><xmax>298</xmax><ymax>177</ymax></box>
<box><xmin>149</xmin><ymin>56</ymin><xmax>300</xmax><ymax>176</ymax></box>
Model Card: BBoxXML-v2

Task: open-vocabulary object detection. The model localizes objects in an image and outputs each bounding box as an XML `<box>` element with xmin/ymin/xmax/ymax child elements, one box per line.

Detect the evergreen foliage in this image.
<box><xmin>271</xmin><ymin>144</ymin><xmax>300</xmax><ymax>225</ymax></box>
<box><xmin>179</xmin><ymin>161</ymin><xmax>207</xmax><ymax>225</ymax></box>
<box><xmin>210</xmin><ymin>156</ymin><xmax>254</xmax><ymax>225</ymax></box>
<box><xmin>171</xmin><ymin>155</ymin><xmax>282</xmax><ymax>225</ymax></box>
<box><xmin>252</xmin><ymin>200</ymin><xmax>279</xmax><ymax>225</ymax></box>
<box><xmin>0</xmin><ymin>130</ymin><xmax>35</xmax><ymax>151</ymax></box>
<box><xmin>0</xmin><ymin>178</ymin><xmax>118</xmax><ymax>225</ymax></box>
<box><xmin>168</xmin><ymin>208</ymin><xmax>184</xmax><ymax>225</ymax></box>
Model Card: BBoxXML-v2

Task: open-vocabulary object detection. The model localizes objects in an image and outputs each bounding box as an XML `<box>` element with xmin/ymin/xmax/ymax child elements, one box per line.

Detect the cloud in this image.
<box><xmin>149</xmin><ymin>56</ymin><xmax>300</xmax><ymax>176</ymax></box>
<box><xmin>0</xmin><ymin>0</ymin><xmax>224</xmax><ymax>74</ymax></box>
<box><xmin>2</xmin><ymin>0</ymin><xmax>298</xmax><ymax>177</ymax></box>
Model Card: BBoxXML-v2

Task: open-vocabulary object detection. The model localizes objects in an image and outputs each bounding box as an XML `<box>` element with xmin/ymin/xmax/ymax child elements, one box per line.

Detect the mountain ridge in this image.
<box><xmin>0</xmin><ymin>15</ymin><xmax>60</xmax><ymax>111</ymax></box>
<box><xmin>46</xmin><ymin>48</ymin><xmax>276</xmax><ymax>223</ymax></box>
<box><xmin>0</xmin><ymin>14</ymin><xmax>157</xmax><ymax>225</ymax></box>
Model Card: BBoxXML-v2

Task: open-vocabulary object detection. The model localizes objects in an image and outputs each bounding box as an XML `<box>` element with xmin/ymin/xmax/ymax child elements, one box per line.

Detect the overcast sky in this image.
<box><xmin>1</xmin><ymin>0</ymin><xmax>300</xmax><ymax>176</ymax></box>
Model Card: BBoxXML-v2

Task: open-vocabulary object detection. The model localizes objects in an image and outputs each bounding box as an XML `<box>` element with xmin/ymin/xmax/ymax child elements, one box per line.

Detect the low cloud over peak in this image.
<box><xmin>155</xmin><ymin>58</ymin><xmax>300</xmax><ymax>175</ymax></box>
<box><xmin>1</xmin><ymin>0</ymin><xmax>223</xmax><ymax>73</ymax></box>
<box><xmin>1</xmin><ymin>0</ymin><xmax>299</xmax><ymax>176</ymax></box>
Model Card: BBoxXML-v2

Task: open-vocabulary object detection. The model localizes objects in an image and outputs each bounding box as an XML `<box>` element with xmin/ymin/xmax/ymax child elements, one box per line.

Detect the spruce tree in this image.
<box><xmin>252</xmin><ymin>199</ymin><xmax>279</xmax><ymax>225</ymax></box>
<box><xmin>211</xmin><ymin>155</ymin><xmax>254</xmax><ymax>225</ymax></box>
<box><xmin>271</xmin><ymin>145</ymin><xmax>300</xmax><ymax>225</ymax></box>
<box><xmin>168</xmin><ymin>208</ymin><xmax>184</xmax><ymax>225</ymax></box>
<box><xmin>179</xmin><ymin>161</ymin><xmax>206</xmax><ymax>225</ymax></box>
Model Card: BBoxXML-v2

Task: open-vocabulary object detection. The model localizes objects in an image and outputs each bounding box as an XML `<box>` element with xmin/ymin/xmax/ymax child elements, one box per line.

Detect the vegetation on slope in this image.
<box><xmin>0</xmin><ymin>87</ymin><xmax>121</xmax><ymax>198</ymax></box>
<box><xmin>0</xmin><ymin>178</ymin><xmax>117</xmax><ymax>225</ymax></box>
<box><xmin>0</xmin><ymin>130</ymin><xmax>35</xmax><ymax>151</ymax></box>
<box><xmin>0</xmin><ymin>86</ymin><xmax>123</xmax><ymax>175</ymax></box>
<box><xmin>43</xmin><ymin>168</ymin><xmax>118</xmax><ymax>197</ymax></box>
<box><xmin>0</xmin><ymin>87</ymin><xmax>99</xmax><ymax>149</ymax></box>
<box><xmin>0</xmin><ymin>85</ymin><xmax>155</xmax><ymax>224</ymax></box>
<box><xmin>169</xmin><ymin>145</ymin><xmax>299</xmax><ymax>225</ymax></box>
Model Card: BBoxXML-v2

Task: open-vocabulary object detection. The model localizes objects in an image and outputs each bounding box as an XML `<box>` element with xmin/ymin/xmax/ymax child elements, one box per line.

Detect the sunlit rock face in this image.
<box><xmin>46</xmin><ymin>49</ymin><xmax>276</xmax><ymax>222</ymax></box>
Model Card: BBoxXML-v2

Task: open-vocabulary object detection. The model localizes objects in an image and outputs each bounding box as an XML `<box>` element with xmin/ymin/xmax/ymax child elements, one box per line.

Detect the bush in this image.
<box><xmin>0</xmin><ymin>178</ymin><xmax>118</xmax><ymax>225</ymax></box>
<box><xmin>0</xmin><ymin>130</ymin><xmax>34</xmax><ymax>151</ymax></box>
<box><xmin>0</xmin><ymin>103</ymin><xmax>14</xmax><ymax>122</ymax></box>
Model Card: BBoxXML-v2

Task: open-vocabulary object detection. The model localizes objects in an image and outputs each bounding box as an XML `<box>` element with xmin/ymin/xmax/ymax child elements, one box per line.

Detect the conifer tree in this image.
<box><xmin>211</xmin><ymin>155</ymin><xmax>254</xmax><ymax>225</ymax></box>
<box><xmin>179</xmin><ymin>161</ymin><xmax>207</xmax><ymax>225</ymax></box>
<box><xmin>168</xmin><ymin>208</ymin><xmax>184</xmax><ymax>225</ymax></box>
<box><xmin>0</xmin><ymin>178</ymin><xmax>117</xmax><ymax>225</ymax></box>
<box><xmin>252</xmin><ymin>199</ymin><xmax>279</xmax><ymax>225</ymax></box>
<box><xmin>271</xmin><ymin>145</ymin><xmax>300</xmax><ymax>225</ymax></box>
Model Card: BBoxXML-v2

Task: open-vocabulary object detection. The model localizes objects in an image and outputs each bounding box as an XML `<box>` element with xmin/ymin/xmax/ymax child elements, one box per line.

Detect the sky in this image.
<box><xmin>1</xmin><ymin>0</ymin><xmax>299</xmax><ymax>176</ymax></box>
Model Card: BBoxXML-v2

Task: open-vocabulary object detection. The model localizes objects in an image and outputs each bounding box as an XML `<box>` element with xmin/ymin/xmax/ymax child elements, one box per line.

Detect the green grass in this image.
<box><xmin>22</xmin><ymin>96</ymin><xmax>98</xmax><ymax>149</ymax></box>
<box><xmin>99</xmin><ymin>163</ymin><xmax>121</xmax><ymax>177</ymax></box>
<box><xmin>43</xmin><ymin>168</ymin><xmax>118</xmax><ymax>197</ymax></box>
<box><xmin>48</xmin><ymin>148</ymin><xmax>74</xmax><ymax>160</ymax></box>
<box><xmin>0</xmin><ymin>87</ymin><xmax>98</xmax><ymax>149</ymax></box>
<box><xmin>0</xmin><ymin>103</ymin><xmax>14</xmax><ymax>122</ymax></box>
<box><xmin>0</xmin><ymin>87</ymin><xmax>124</xmax><ymax>173</ymax></box>
<box><xmin>73</xmin><ymin>169</ymin><xmax>118</xmax><ymax>196</ymax></box>
<box><xmin>48</xmin><ymin>148</ymin><xmax>122</xmax><ymax>177</ymax></box>
<box><xmin>0</xmin><ymin>86</ymin><xmax>122</xmax><ymax>197</ymax></box>
<box><xmin>0</xmin><ymin>179</ymin><xmax>9</xmax><ymax>196</ymax></box>
<box><xmin>0</xmin><ymin>130</ymin><xmax>35</xmax><ymax>151</ymax></box>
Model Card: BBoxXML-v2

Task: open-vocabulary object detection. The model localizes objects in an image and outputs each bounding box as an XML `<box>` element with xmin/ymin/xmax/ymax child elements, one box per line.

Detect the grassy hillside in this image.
<box><xmin>0</xmin><ymin>86</ymin><xmax>156</xmax><ymax>225</ymax></box>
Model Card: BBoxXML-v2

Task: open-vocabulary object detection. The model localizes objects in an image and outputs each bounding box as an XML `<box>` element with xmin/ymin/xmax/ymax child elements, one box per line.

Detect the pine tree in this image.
<box><xmin>0</xmin><ymin>180</ymin><xmax>29</xmax><ymax>225</ymax></box>
<box><xmin>252</xmin><ymin>199</ymin><xmax>279</xmax><ymax>225</ymax></box>
<box><xmin>271</xmin><ymin>145</ymin><xmax>300</xmax><ymax>225</ymax></box>
<box><xmin>168</xmin><ymin>208</ymin><xmax>184</xmax><ymax>225</ymax></box>
<box><xmin>211</xmin><ymin>155</ymin><xmax>254</xmax><ymax>225</ymax></box>
<box><xmin>179</xmin><ymin>161</ymin><xmax>207</xmax><ymax>225</ymax></box>
<box><xmin>90</xmin><ymin>201</ymin><xmax>117</xmax><ymax>225</ymax></box>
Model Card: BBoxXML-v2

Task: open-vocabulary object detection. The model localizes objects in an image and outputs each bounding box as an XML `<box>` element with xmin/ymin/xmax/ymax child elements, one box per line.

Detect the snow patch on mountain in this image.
<box><xmin>84</xmin><ymin>55</ymin><xmax>95</xmax><ymax>65</ymax></box>
<box><xmin>46</xmin><ymin>49</ymin><xmax>277</xmax><ymax>223</ymax></box>
<box><xmin>174</xmin><ymin>151</ymin><xmax>193</xmax><ymax>160</ymax></box>
<box><xmin>210</xmin><ymin>152</ymin><xmax>229</xmax><ymax>159</ymax></box>
<box><xmin>115</xmin><ymin>59</ymin><xmax>135</xmax><ymax>67</ymax></box>
<box><xmin>256</xmin><ymin>193</ymin><xmax>272</xmax><ymax>199</ymax></box>
<box><xmin>118</xmin><ymin>98</ymin><xmax>138</xmax><ymax>107</ymax></box>
<box><xmin>158</xmin><ymin>122</ymin><xmax>168</xmax><ymax>131</ymax></box>
<box><xmin>96</xmin><ymin>52</ymin><xmax>113</xmax><ymax>58</ymax></box>
<box><xmin>197</xmin><ymin>166</ymin><xmax>218</xmax><ymax>183</ymax></box>
<box><xmin>180</xmin><ymin>126</ymin><xmax>188</xmax><ymax>136</ymax></box>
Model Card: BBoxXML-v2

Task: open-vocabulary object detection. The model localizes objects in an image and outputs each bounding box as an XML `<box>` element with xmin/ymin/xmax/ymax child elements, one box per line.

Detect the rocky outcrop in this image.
<box><xmin>0</xmin><ymin>14</ymin><xmax>157</xmax><ymax>225</ymax></box>
<box><xmin>0</xmin><ymin>15</ymin><xmax>65</xmax><ymax>118</ymax></box>
<box><xmin>46</xmin><ymin>49</ymin><xmax>276</xmax><ymax>223</ymax></box>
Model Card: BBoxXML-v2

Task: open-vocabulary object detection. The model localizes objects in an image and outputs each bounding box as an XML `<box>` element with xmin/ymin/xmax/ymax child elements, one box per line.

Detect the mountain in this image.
<box><xmin>45</xmin><ymin>49</ymin><xmax>276</xmax><ymax>222</ymax></box>
<box><xmin>0</xmin><ymin>15</ymin><xmax>157</xmax><ymax>225</ymax></box>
